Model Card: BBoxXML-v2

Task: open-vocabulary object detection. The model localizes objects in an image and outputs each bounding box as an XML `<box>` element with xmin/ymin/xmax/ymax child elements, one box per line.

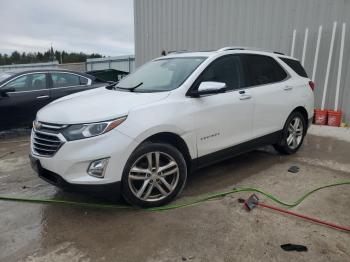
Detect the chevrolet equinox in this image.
<box><xmin>30</xmin><ymin>47</ymin><xmax>314</xmax><ymax>207</ymax></box>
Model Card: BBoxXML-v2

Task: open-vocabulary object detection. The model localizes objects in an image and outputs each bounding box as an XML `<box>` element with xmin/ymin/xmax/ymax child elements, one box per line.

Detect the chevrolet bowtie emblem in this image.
<box><xmin>33</xmin><ymin>121</ymin><xmax>42</xmax><ymax>130</ymax></box>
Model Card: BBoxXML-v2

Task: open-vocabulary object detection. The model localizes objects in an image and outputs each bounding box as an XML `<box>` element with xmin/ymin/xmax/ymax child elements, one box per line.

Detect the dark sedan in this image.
<box><xmin>0</xmin><ymin>69</ymin><xmax>107</xmax><ymax>131</ymax></box>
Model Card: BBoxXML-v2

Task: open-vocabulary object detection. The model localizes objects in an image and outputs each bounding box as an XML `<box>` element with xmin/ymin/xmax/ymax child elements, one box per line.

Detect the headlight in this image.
<box><xmin>62</xmin><ymin>116</ymin><xmax>126</xmax><ymax>141</ymax></box>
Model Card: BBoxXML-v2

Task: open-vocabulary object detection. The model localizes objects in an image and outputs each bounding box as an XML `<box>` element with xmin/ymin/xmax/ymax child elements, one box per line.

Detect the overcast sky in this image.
<box><xmin>0</xmin><ymin>0</ymin><xmax>134</xmax><ymax>56</ymax></box>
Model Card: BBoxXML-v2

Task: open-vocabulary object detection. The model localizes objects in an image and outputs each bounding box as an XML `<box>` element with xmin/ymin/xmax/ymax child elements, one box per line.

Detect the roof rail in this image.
<box><xmin>167</xmin><ymin>50</ymin><xmax>190</xmax><ymax>54</ymax></box>
<box><xmin>218</xmin><ymin>46</ymin><xmax>285</xmax><ymax>55</ymax></box>
<box><xmin>217</xmin><ymin>46</ymin><xmax>246</xmax><ymax>51</ymax></box>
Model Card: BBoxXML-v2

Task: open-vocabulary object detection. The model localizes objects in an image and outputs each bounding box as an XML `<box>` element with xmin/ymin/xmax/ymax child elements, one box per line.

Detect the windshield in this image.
<box><xmin>0</xmin><ymin>72</ymin><xmax>13</xmax><ymax>82</ymax></box>
<box><xmin>116</xmin><ymin>57</ymin><xmax>206</xmax><ymax>92</ymax></box>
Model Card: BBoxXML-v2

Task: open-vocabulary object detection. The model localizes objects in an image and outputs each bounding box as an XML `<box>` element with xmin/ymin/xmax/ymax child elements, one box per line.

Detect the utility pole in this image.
<box><xmin>50</xmin><ymin>43</ymin><xmax>54</xmax><ymax>62</ymax></box>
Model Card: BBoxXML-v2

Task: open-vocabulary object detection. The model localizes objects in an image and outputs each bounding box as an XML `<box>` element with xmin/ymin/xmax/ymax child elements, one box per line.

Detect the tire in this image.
<box><xmin>121</xmin><ymin>142</ymin><xmax>187</xmax><ymax>208</ymax></box>
<box><xmin>274</xmin><ymin>111</ymin><xmax>307</xmax><ymax>155</ymax></box>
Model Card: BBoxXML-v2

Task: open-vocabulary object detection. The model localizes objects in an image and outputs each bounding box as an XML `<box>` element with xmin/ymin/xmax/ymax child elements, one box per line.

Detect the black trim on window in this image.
<box><xmin>240</xmin><ymin>54</ymin><xmax>289</xmax><ymax>87</ymax></box>
<box><xmin>1</xmin><ymin>72</ymin><xmax>49</xmax><ymax>92</ymax></box>
<box><xmin>80</xmin><ymin>76</ymin><xmax>89</xmax><ymax>85</ymax></box>
<box><xmin>279</xmin><ymin>57</ymin><xmax>308</xmax><ymax>78</ymax></box>
<box><xmin>186</xmin><ymin>54</ymin><xmax>246</xmax><ymax>96</ymax></box>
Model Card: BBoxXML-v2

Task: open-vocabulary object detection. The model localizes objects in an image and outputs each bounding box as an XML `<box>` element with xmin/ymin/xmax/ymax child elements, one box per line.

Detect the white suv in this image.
<box><xmin>30</xmin><ymin>47</ymin><xmax>314</xmax><ymax>207</ymax></box>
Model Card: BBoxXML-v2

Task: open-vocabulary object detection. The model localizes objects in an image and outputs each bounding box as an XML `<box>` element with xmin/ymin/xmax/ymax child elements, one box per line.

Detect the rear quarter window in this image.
<box><xmin>51</xmin><ymin>73</ymin><xmax>80</xmax><ymax>88</ymax></box>
<box><xmin>80</xmin><ymin>76</ymin><xmax>89</xmax><ymax>85</ymax></box>
<box><xmin>279</xmin><ymin>57</ymin><xmax>308</xmax><ymax>78</ymax></box>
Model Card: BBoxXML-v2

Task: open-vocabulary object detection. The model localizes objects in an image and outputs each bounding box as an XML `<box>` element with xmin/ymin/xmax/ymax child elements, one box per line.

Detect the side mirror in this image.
<box><xmin>191</xmin><ymin>81</ymin><xmax>226</xmax><ymax>97</ymax></box>
<box><xmin>0</xmin><ymin>87</ymin><xmax>15</xmax><ymax>97</ymax></box>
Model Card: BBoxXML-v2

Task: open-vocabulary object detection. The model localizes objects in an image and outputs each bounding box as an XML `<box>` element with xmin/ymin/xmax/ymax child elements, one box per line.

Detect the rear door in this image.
<box><xmin>191</xmin><ymin>55</ymin><xmax>254</xmax><ymax>159</ymax></box>
<box><xmin>241</xmin><ymin>54</ymin><xmax>292</xmax><ymax>138</ymax></box>
<box><xmin>49</xmin><ymin>72</ymin><xmax>91</xmax><ymax>101</ymax></box>
<box><xmin>0</xmin><ymin>72</ymin><xmax>50</xmax><ymax>129</ymax></box>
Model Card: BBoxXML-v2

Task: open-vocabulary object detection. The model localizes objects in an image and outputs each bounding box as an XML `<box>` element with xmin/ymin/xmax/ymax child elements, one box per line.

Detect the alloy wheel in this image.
<box><xmin>128</xmin><ymin>151</ymin><xmax>180</xmax><ymax>202</ymax></box>
<box><xmin>286</xmin><ymin>116</ymin><xmax>304</xmax><ymax>149</ymax></box>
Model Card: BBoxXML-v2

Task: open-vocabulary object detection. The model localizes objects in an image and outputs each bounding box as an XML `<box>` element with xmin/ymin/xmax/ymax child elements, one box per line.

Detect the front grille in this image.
<box><xmin>32</xmin><ymin>123</ymin><xmax>66</xmax><ymax>157</ymax></box>
<box><xmin>39</xmin><ymin>122</ymin><xmax>68</xmax><ymax>133</ymax></box>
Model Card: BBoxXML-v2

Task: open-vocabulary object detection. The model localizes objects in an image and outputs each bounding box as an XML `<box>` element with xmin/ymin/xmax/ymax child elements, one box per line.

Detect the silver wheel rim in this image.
<box><xmin>128</xmin><ymin>151</ymin><xmax>180</xmax><ymax>202</ymax></box>
<box><xmin>287</xmin><ymin>116</ymin><xmax>304</xmax><ymax>149</ymax></box>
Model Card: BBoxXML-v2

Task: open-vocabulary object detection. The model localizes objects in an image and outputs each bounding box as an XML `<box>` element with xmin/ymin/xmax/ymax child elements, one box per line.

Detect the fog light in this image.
<box><xmin>87</xmin><ymin>158</ymin><xmax>109</xmax><ymax>178</ymax></box>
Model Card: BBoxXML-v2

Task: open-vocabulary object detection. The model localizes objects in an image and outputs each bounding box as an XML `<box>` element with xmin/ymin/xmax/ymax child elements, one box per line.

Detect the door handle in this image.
<box><xmin>283</xmin><ymin>86</ymin><xmax>293</xmax><ymax>91</ymax></box>
<box><xmin>239</xmin><ymin>94</ymin><xmax>252</xmax><ymax>100</ymax></box>
<box><xmin>36</xmin><ymin>95</ymin><xmax>49</xmax><ymax>99</ymax></box>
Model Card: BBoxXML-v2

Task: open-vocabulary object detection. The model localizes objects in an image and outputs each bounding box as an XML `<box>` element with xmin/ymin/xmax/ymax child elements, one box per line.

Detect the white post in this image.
<box><xmin>312</xmin><ymin>25</ymin><xmax>322</xmax><ymax>81</ymax></box>
<box><xmin>321</xmin><ymin>22</ymin><xmax>337</xmax><ymax>110</ymax></box>
<box><xmin>301</xmin><ymin>28</ymin><xmax>309</xmax><ymax>66</ymax></box>
<box><xmin>334</xmin><ymin>23</ymin><xmax>346</xmax><ymax>111</ymax></box>
<box><xmin>291</xmin><ymin>29</ymin><xmax>296</xmax><ymax>57</ymax></box>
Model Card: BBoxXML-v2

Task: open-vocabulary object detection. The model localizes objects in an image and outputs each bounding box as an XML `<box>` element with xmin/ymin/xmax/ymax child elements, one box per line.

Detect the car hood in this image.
<box><xmin>37</xmin><ymin>87</ymin><xmax>170</xmax><ymax>124</ymax></box>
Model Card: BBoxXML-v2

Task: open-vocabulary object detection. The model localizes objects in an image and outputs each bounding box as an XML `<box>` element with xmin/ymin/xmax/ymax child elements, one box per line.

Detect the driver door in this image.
<box><xmin>0</xmin><ymin>73</ymin><xmax>49</xmax><ymax>130</ymax></box>
<box><xmin>190</xmin><ymin>55</ymin><xmax>254</xmax><ymax>163</ymax></box>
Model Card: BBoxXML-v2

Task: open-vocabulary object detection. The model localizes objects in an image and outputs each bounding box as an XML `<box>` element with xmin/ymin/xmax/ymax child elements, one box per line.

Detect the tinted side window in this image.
<box><xmin>199</xmin><ymin>55</ymin><xmax>244</xmax><ymax>90</ymax></box>
<box><xmin>51</xmin><ymin>73</ymin><xmax>80</xmax><ymax>88</ymax></box>
<box><xmin>280</xmin><ymin>57</ymin><xmax>308</xmax><ymax>77</ymax></box>
<box><xmin>80</xmin><ymin>77</ymin><xmax>88</xmax><ymax>85</ymax></box>
<box><xmin>243</xmin><ymin>55</ymin><xmax>287</xmax><ymax>86</ymax></box>
<box><xmin>4</xmin><ymin>73</ymin><xmax>47</xmax><ymax>91</ymax></box>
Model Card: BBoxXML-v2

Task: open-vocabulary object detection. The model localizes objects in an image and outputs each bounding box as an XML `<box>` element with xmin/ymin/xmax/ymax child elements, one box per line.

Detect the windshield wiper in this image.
<box><xmin>116</xmin><ymin>82</ymin><xmax>143</xmax><ymax>92</ymax></box>
<box><xmin>105</xmin><ymin>82</ymin><xmax>118</xmax><ymax>90</ymax></box>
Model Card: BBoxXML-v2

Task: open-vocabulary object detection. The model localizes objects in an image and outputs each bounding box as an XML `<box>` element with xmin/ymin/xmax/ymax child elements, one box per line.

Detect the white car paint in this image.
<box><xmin>38</xmin><ymin>87</ymin><xmax>170</xmax><ymax>124</ymax></box>
<box><xmin>191</xmin><ymin>90</ymin><xmax>254</xmax><ymax>157</ymax></box>
<box><xmin>30</xmin><ymin>48</ymin><xmax>314</xmax><ymax>186</ymax></box>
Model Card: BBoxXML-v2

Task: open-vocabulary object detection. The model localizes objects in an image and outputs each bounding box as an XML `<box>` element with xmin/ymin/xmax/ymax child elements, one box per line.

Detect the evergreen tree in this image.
<box><xmin>10</xmin><ymin>51</ymin><xmax>21</xmax><ymax>63</ymax></box>
<box><xmin>0</xmin><ymin>49</ymin><xmax>103</xmax><ymax>65</ymax></box>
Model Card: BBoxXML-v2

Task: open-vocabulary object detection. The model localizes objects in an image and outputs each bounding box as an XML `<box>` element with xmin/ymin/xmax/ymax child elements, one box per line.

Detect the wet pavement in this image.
<box><xmin>0</xmin><ymin>127</ymin><xmax>349</xmax><ymax>262</ymax></box>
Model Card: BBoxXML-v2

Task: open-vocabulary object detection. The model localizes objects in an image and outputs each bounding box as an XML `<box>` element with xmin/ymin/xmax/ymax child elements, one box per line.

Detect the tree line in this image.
<box><xmin>0</xmin><ymin>48</ymin><xmax>103</xmax><ymax>66</ymax></box>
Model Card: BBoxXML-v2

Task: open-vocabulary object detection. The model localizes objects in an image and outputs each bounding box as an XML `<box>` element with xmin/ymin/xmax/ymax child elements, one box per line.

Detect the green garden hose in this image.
<box><xmin>0</xmin><ymin>181</ymin><xmax>349</xmax><ymax>211</ymax></box>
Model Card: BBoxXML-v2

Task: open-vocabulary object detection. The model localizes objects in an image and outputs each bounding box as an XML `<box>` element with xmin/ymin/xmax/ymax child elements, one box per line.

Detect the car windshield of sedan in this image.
<box><xmin>0</xmin><ymin>72</ymin><xmax>13</xmax><ymax>82</ymax></box>
<box><xmin>116</xmin><ymin>57</ymin><xmax>206</xmax><ymax>92</ymax></box>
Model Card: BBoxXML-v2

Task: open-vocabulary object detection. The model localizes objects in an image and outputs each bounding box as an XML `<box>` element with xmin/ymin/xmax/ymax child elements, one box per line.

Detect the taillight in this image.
<box><xmin>309</xmin><ymin>81</ymin><xmax>315</xmax><ymax>91</ymax></box>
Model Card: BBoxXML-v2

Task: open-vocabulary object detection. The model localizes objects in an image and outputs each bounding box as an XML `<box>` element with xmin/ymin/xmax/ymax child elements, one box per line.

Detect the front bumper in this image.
<box><xmin>30</xmin><ymin>154</ymin><xmax>121</xmax><ymax>197</ymax></box>
<box><xmin>30</xmin><ymin>128</ymin><xmax>139</xmax><ymax>188</ymax></box>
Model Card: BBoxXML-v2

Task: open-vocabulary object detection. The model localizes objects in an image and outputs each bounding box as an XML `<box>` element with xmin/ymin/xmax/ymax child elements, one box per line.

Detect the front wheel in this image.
<box><xmin>274</xmin><ymin>111</ymin><xmax>306</xmax><ymax>154</ymax></box>
<box><xmin>121</xmin><ymin>143</ymin><xmax>187</xmax><ymax>208</ymax></box>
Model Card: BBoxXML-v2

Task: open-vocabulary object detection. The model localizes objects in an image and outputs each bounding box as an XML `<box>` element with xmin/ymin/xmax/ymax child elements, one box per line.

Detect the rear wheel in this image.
<box><xmin>121</xmin><ymin>143</ymin><xmax>187</xmax><ymax>207</ymax></box>
<box><xmin>274</xmin><ymin>111</ymin><xmax>306</xmax><ymax>154</ymax></box>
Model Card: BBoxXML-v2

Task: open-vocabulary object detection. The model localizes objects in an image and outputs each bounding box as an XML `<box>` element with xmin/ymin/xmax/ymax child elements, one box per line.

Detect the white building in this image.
<box><xmin>134</xmin><ymin>0</ymin><xmax>350</xmax><ymax>123</ymax></box>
